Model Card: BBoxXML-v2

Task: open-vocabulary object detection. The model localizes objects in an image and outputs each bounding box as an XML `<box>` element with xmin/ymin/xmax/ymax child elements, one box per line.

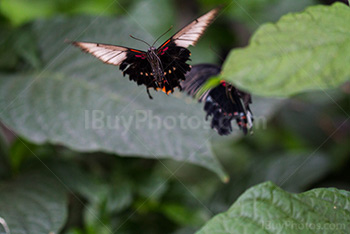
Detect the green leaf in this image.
<box><xmin>194</xmin><ymin>76</ymin><xmax>221</xmax><ymax>99</ymax></box>
<box><xmin>197</xmin><ymin>182</ymin><xmax>350</xmax><ymax>233</ymax></box>
<box><xmin>0</xmin><ymin>173</ymin><xmax>68</xmax><ymax>234</ymax></box>
<box><xmin>222</xmin><ymin>3</ymin><xmax>350</xmax><ymax>97</ymax></box>
<box><xmin>0</xmin><ymin>16</ymin><xmax>227</xmax><ymax>181</ymax></box>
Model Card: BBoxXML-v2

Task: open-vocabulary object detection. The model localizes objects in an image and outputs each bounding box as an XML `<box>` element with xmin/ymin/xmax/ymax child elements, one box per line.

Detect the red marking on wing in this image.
<box><xmin>220</xmin><ymin>80</ymin><xmax>226</xmax><ymax>87</ymax></box>
<box><xmin>131</xmin><ymin>48</ymin><xmax>146</xmax><ymax>59</ymax></box>
<box><xmin>160</xmin><ymin>47</ymin><xmax>169</xmax><ymax>55</ymax></box>
<box><xmin>135</xmin><ymin>54</ymin><xmax>146</xmax><ymax>59</ymax></box>
<box><xmin>157</xmin><ymin>39</ymin><xmax>171</xmax><ymax>55</ymax></box>
<box><xmin>130</xmin><ymin>49</ymin><xmax>143</xmax><ymax>53</ymax></box>
<box><xmin>161</xmin><ymin>39</ymin><xmax>171</xmax><ymax>47</ymax></box>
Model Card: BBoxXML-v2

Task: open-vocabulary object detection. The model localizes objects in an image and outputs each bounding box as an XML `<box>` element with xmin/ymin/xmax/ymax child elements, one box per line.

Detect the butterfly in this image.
<box><xmin>182</xmin><ymin>64</ymin><xmax>253</xmax><ymax>135</ymax></box>
<box><xmin>70</xmin><ymin>7</ymin><xmax>220</xmax><ymax>99</ymax></box>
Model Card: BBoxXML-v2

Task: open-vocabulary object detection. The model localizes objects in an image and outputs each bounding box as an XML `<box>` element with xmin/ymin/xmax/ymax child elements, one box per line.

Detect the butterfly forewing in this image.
<box><xmin>158</xmin><ymin>7</ymin><xmax>221</xmax><ymax>49</ymax></box>
<box><xmin>71</xmin><ymin>42</ymin><xmax>144</xmax><ymax>66</ymax></box>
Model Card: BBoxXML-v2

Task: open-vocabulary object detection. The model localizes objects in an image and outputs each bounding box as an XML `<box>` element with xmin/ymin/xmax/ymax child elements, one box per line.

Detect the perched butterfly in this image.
<box><xmin>70</xmin><ymin>8</ymin><xmax>220</xmax><ymax>99</ymax></box>
<box><xmin>182</xmin><ymin>64</ymin><xmax>253</xmax><ymax>135</ymax></box>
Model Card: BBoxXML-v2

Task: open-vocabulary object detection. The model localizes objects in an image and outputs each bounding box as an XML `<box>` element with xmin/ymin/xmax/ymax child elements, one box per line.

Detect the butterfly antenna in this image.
<box><xmin>129</xmin><ymin>35</ymin><xmax>151</xmax><ymax>47</ymax></box>
<box><xmin>152</xmin><ymin>26</ymin><xmax>173</xmax><ymax>47</ymax></box>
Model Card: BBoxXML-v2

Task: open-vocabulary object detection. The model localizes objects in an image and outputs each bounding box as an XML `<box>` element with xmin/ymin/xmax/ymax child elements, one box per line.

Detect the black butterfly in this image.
<box><xmin>70</xmin><ymin>8</ymin><xmax>220</xmax><ymax>99</ymax></box>
<box><xmin>182</xmin><ymin>64</ymin><xmax>253</xmax><ymax>135</ymax></box>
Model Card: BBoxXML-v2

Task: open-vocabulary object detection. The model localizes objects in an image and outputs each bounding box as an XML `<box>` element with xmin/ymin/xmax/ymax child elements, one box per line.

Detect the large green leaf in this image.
<box><xmin>0</xmin><ymin>173</ymin><xmax>67</xmax><ymax>234</ymax></box>
<box><xmin>197</xmin><ymin>182</ymin><xmax>350</xmax><ymax>234</ymax></box>
<box><xmin>222</xmin><ymin>3</ymin><xmax>350</xmax><ymax>97</ymax></box>
<box><xmin>0</xmin><ymin>15</ymin><xmax>227</xmax><ymax>180</ymax></box>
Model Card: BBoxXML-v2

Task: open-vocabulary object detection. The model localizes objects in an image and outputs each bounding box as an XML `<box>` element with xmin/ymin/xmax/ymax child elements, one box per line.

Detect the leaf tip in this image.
<box><xmin>222</xmin><ymin>174</ymin><xmax>230</xmax><ymax>183</ymax></box>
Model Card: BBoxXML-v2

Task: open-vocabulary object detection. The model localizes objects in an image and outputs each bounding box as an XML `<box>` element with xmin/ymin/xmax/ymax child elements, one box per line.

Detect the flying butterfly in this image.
<box><xmin>69</xmin><ymin>8</ymin><xmax>220</xmax><ymax>99</ymax></box>
<box><xmin>182</xmin><ymin>64</ymin><xmax>253</xmax><ymax>135</ymax></box>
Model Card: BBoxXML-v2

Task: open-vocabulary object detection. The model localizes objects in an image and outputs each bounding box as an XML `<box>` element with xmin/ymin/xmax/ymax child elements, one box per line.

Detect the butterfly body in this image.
<box><xmin>146</xmin><ymin>46</ymin><xmax>163</xmax><ymax>84</ymax></box>
<box><xmin>70</xmin><ymin>7</ymin><xmax>220</xmax><ymax>98</ymax></box>
<box><xmin>119</xmin><ymin>42</ymin><xmax>191</xmax><ymax>97</ymax></box>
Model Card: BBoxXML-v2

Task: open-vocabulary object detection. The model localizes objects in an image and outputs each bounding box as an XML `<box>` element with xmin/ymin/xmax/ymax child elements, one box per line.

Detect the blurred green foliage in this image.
<box><xmin>0</xmin><ymin>0</ymin><xmax>129</xmax><ymax>26</ymax></box>
<box><xmin>0</xmin><ymin>0</ymin><xmax>349</xmax><ymax>234</ymax></box>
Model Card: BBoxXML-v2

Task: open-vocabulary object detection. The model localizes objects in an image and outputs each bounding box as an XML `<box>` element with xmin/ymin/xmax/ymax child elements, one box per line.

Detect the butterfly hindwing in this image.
<box><xmin>182</xmin><ymin>64</ymin><xmax>253</xmax><ymax>135</ymax></box>
<box><xmin>156</xmin><ymin>41</ymin><xmax>191</xmax><ymax>93</ymax></box>
<box><xmin>119</xmin><ymin>49</ymin><xmax>155</xmax><ymax>88</ymax></box>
